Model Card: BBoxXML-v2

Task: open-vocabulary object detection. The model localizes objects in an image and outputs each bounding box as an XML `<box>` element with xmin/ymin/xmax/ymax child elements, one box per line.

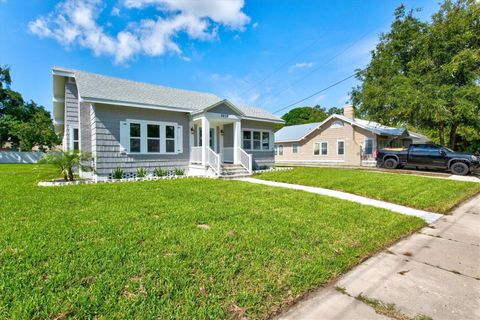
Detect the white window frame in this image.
<box><xmin>364</xmin><ymin>138</ymin><xmax>374</xmax><ymax>155</ymax></box>
<box><xmin>330</xmin><ymin>120</ymin><xmax>344</xmax><ymax>128</ymax></box>
<box><xmin>242</xmin><ymin>129</ymin><xmax>273</xmax><ymax>152</ymax></box>
<box><xmin>314</xmin><ymin>142</ymin><xmax>328</xmax><ymax>155</ymax></box>
<box><xmin>69</xmin><ymin>126</ymin><xmax>79</xmax><ymax>151</ymax></box>
<box><xmin>124</xmin><ymin>119</ymin><xmax>180</xmax><ymax>155</ymax></box>
<box><xmin>321</xmin><ymin>141</ymin><xmax>328</xmax><ymax>155</ymax></box>
<box><xmin>337</xmin><ymin>139</ymin><xmax>345</xmax><ymax>155</ymax></box>
<box><xmin>277</xmin><ymin>144</ymin><xmax>283</xmax><ymax>156</ymax></box>
<box><xmin>292</xmin><ymin>143</ymin><xmax>299</xmax><ymax>153</ymax></box>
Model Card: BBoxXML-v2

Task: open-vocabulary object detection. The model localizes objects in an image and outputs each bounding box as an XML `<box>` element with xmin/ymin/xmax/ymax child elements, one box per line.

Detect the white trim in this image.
<box><xmin>275</xmin><ymin>159</ymin><xmax>345</xmax><ymax>163</ymax></box>
<box><xmin>52</xmin><ymin>69</ymin><xmax>75</xmax><ymax>77</ymax></box>
<box><xmin>83</xmin><ymin>97</ymin><xmax>193</xmax><ymax>113</ymax></box>
<box><xmin>242</xmin><ymin>128</ymin><xmax>273</xmax><ymax>152</ymax></box>
<box><xmin>124</xmin><ymin>119</ymin><xmax>180</xmax><ymax>155</ymax></box>
<box><xmin>242</xmin><ymin>116</ymin><xmax>284</xmax><ymax>124</ymax></box>
<box><xmin>192</xmin><ymin>99</ymin><xmax>245</xmax><ymax>116</ymax></box>
<box><xmin>337</xmin><ymin>139</ymin><xmax>345</xmax><ymax>156</ymax></box>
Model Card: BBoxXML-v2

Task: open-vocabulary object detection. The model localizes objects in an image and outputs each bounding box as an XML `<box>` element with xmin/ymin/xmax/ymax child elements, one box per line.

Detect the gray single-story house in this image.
<box><xmin>52</xmin><ymin>67</ymin><xmax>283</xmax><ymax>179</ymax></box>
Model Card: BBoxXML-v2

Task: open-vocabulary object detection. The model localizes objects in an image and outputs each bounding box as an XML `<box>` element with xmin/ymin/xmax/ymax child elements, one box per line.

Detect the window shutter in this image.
<box><xmin>269</xmin><ymin>130</ymin><xmax>274</xmax><ymax>151</ymax></box>
<box><xmin>176</xmin><ymin>125</ymin><xmax>183</xmax><ymax>154</ymax></box>
<box><xmin>119</xmin><ymin>121</ymin><xmax>128</xmax><ymax>152</ymax></box>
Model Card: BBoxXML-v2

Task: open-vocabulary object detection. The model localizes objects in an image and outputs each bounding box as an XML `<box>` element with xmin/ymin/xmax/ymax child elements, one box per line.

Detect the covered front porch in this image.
<box><xmin>189</xmin><ymin>112</ymin><xmax>252</xmax><ymax>177</ymax></box>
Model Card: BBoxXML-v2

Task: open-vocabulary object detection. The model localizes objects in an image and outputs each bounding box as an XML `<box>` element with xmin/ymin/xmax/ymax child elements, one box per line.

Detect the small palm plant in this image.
<box><xmin>112</xmin><ymin>167</ymin><xmax>124</xmax><ymax>180</ymax></box>
<box><xmin>136</xmin><ymin>167</ymin><xmax>147</xmax><ymax>178</ymax></box>
<box><xmin>39</xmin><ymin>151</ymin><xmax>92</xmax><ymax>181</ymax></box>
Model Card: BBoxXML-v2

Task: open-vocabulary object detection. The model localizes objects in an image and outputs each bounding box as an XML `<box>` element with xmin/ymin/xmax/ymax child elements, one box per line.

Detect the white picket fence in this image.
<box><xmin>0</xmin><ymin>151</ymin><xmax>46</xmax><ymax>164</ymax></box>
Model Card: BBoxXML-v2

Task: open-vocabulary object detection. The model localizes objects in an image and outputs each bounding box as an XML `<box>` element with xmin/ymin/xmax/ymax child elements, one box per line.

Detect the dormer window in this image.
<box><xmin>331</xmin><ymin>120</ymin><xmax>344</xmax><ymax>128</ymax></box>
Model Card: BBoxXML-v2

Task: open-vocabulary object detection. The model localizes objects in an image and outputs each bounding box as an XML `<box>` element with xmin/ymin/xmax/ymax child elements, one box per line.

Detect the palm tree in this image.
<box><xmin>39</xmin><ymin>151</ymin><xmax>92</xmax><ymax>181</ymax></box>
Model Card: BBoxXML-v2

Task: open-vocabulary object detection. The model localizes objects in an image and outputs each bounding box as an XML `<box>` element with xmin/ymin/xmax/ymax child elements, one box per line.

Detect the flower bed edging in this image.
<box><xmin>38</xmin><ymin>174</ymin><xmax>204</xmax><ymax>187</ymax></box>
<box><xmin>253</xmin><ymin>167</ymin><xmax>293</xmax><ymax>174</ymax></box>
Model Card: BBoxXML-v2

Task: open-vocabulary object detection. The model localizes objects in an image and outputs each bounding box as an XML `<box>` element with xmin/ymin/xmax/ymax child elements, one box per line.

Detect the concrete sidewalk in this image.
<box><xmin>277</xmin><ymin>195</ymin><xmax>480</xmax><ymax>320</ymax></box>
<box><xmin>241</xmin><ymin>178</ymin><xmax>442</xmax><ymax>223</ymax></box>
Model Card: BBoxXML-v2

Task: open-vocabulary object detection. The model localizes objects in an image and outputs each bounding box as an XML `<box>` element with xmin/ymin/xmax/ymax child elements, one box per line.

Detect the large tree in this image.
<box><xmin>281</xmin><ymin>105</ymin><xmax>328</xmax><ymax>126</ymax></box>
<box><xmin>0</xmin><ymin>66</ymin><xmax>59</xmax><ymax>151</ymax></box>
<box><xmin>352</xmin><ymin>0</ymin><xmax>480</xmax><ymax>150</ymax></box>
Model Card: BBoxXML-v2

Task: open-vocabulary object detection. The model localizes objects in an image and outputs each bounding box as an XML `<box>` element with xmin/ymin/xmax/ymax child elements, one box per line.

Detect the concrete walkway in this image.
<box><xmin>277</xmin><ymin>194</ymin><xmax>480</xmax><ymax>320</ymax></box>
<box><xmin>241</xmin><ymin>178</ymin><xmax>442</xmax><ymax>223</ymax></box>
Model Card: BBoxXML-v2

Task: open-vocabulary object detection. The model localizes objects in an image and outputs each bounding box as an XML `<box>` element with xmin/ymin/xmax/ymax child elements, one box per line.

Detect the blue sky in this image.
<box><xmin>0</xmin><ymin>0</ymin><xmax>440</xmax><ymax>116</ymax></box>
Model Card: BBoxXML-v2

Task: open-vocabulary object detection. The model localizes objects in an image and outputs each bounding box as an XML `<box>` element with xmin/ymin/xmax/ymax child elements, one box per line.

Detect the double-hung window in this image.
<box><xmin>70</xmin><ymin>127</ymin><xmax>79</xmax><ymax>151</ymax></box>
<box><xmin>314</xmin><ymin>142</ymin><xmax>328</xmax><ymax>155</ymax></box>
<box><xmin>321</xmin><ymin>142</ymin><xmax>328</xmax><ymax>155</ymax></box>
<box><xmin>147</xmin><ymin>124</ymin><xmax>160</xmax><ymax>153</ymax></box>
<box><xmin>121</xmin><ymin>120</ymin><xmax>182</xmax><ymax>154</ymax></box>
<box><xmin>242</xmin><ymin>130</ymin><xmax>272</xmax><ymax>151</ymax></box>
<box><xmin>292</xmin><ymin>143</ymin><xmax>298</xmax><ymax>153</ymax></box>
<box><xmin>277</xmin><ymin>144</ymin><xmax>283</xmax><ymax>156</ymax></box>
<box><xmin>130</xmin><ymin>123</ymin><xmax>141</xmax><ymax>153</ymax></box>
<box><xmin>337</xmin><ymin>140</ymin><xmax>345</xmax><ymax>155</ymax></box>
<box><xmin>364</xmin><ymin>139</ymin><xmax>374</xmax><ymax>155</ymax></box>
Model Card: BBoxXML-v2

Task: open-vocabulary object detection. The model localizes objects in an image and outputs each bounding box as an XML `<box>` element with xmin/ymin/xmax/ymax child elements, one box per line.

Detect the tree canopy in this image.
<box><xmin>281</xmin><ymin>105</ymin><xmax>328</xmax><ymax>126</ymax></box>
<box><xmin>352</xmin><ymin>0</ymin><xmax>480</xmax><ymax>150</ymax></box>
<box><xmin>0</xmin><ymin>66</ymin><xmax>59</xmax><ymax>151</ymax></box>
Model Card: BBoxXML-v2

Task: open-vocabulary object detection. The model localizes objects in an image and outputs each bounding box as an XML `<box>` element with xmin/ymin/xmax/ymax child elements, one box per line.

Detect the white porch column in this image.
<box><xmin>201</xmin><ymin>117</ymin><xmax>210</xmax><ymax>166</ymax></box>
<box><xmin>233</xmin><ymin>120</ymin><xmax>241</xmax><ymax>164</ymax></box>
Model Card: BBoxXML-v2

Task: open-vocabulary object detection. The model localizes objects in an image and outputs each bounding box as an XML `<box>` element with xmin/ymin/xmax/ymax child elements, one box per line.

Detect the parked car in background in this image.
<box><xmin>376</xmin><ymin>144</ymin><xmax>479</xmax><ymax>175</ymax></box>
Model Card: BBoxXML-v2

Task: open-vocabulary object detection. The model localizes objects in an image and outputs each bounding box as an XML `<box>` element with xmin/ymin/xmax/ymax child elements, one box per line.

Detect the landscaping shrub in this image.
<box><xmin>112</xmin><ymin>167</ymin><xmax>124</xmax><ymax>179</ymax></box>
<box><xmin>136</xmin><ymin>167</ymin><xmax>147</xmax><ymax>178</ymax></box>
<box><xmin>153</xmin><ymin>167</ymin><xmax>167</xmax><ymax>177</ymax></box>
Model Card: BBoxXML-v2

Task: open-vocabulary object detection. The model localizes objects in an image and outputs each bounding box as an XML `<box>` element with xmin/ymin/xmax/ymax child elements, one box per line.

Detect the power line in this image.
<box><xmin>237</xmin><ymin>30</ymin><xmax>332</xmax><ymax>98</ymax></box>
<box><xmin>257</xmin><ymin>24</ymin><xmax>383</xmax><ymax>106</ymax></box>
<box><xmin>272</xmin><ymin>70</ymin><xmax>362</xmax><ymax>115</ymax></box>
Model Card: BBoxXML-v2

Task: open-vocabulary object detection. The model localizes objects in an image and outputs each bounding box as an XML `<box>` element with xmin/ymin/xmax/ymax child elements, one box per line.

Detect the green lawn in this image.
<box><xmin>0</xmin><ymin>164</ymin><xmax>424</xmax><ymax>319</ymax></box>
<box><xmin>256</xmin><ymin>167</ymin><xmax>480</xmax><ymax>213</ymax></box>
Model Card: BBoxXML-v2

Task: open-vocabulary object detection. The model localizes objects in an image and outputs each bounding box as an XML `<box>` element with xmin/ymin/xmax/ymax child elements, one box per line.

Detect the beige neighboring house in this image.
<box><xmin>274</xmin><ymin>106</ymin><xmax>430</xmax><ymax>167</ymax></box>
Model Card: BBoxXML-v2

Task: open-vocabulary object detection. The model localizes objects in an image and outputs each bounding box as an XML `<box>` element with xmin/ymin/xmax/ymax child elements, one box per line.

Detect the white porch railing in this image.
<box><xmin>190</xmin><ymin>147</ymin><xmax>202</xmax><ymax>164</ymax></box>
<box><xmin>222</xmin><ymin>147</ymin><xmax>234</xmax><ymax>163</ymax></box>
<box><xmin>207</xmin><ymin>147</ymin><xmax>221</xmax><ymax>174</ymax></box>
<box><xmin>237</xmin><ymin>147</ymin><xmax>252</xmax><ymax>174</ymax></box>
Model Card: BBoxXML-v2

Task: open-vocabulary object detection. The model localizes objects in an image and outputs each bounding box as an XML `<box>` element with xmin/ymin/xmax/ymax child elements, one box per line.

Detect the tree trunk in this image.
<box><xmin>68</xmin><ymin>168</ymin><xmax>74</xmax><ymax>181</ymax></box>
<box><xmin>438</xmin><ymin>122</ymin><xmax>445</xmax><ymax>146</ymax></box>
<box><xmin>449</xmin><ymin>123</ymin><xmax>458</xmax><ymax>150</ymax></box>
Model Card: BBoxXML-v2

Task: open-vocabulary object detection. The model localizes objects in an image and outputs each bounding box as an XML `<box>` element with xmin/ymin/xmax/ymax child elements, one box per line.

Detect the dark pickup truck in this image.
<box><xmin>376</xmin><ymin>144</ymin><xmax>479</xmax><ymax>175</ymax></box>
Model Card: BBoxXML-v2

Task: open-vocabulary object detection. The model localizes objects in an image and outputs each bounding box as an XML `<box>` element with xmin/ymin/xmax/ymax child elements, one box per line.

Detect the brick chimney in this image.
<box><xmin>343</xmin><ymin>105</ymin><xmax>355</xmax><ymax>119</ymax></box>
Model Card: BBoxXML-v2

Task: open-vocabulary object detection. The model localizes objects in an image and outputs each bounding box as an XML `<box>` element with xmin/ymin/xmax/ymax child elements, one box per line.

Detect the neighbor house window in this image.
<box><xmin>278</xmin><ymin>144</ymin><xmax>283</xmax><ymax>156</ymax></box>
<box><xmin>337</xmin><ymin>140</ymin><xmax>345</xmax><ymax>155</ymax></box>
<box><xmin>292</xmin><ymin>144</ymin><xmax>298</xmax><ymax>153</ymax></box>
<box><xmin>364</xmin><ymin>139</ymin><xmax>374</xmax><ymax>155</ymax></box>
<box><xmin>314</xmin><ymin>143</ymin><xmax>320</xmax><ymax>155</ymax></box>
<box><xmin>165</xmin><ymin>125</ymin><xmax>175</xmax><ymax>153</ymax></box>
<box><xmin>321</xmin><ymin>142</ymin><xmax>328</xmax><ymax>155</ymax></box>
<box><xmin>130</xmin><ymin>123</ymin><xmax>141</xmax><ymax>153</ymax></box>
<box><xmin>147</xmin><ymin>124</ymin><xmax>160</xmax><ymax>153</ymax></box>
<box><xmin>70</xmin><ymin>128</ymin><xmax>79</xmax><ymax>151</ymax></box>
<box><xmin>243</xmin><ymin>130</ymin><xmax>272</xmax><ymax>151</ymax></box>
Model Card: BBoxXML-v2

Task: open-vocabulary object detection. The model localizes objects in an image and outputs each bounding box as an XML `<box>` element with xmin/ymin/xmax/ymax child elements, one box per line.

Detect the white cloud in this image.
<box><xmin>288</xmin><ymin>62</ymin><xmax>316</xmax><ymax>73</ymax></box>
<box><xmin>28</xmin><ymin>0</ymin><xmax>250</xmax><ymax>64</ymax></box>
<box><xmin>314</xmin><ymin>94</ymin><xmax>326</xmax><ymax>103</ymax></box>
<box><xmin>252</xmin><ymin>22</ymin><xmax>258</xmax><ymax>28</ymax></box>
<box><xmin>233</xmin><ymin>34</ymin><xmax>240</xmax><ymax>40</ymax></box>
<box><xmin>111</xmin><ymin>6</ymin><xmax>121</xmax><ymax>16</ymax></box>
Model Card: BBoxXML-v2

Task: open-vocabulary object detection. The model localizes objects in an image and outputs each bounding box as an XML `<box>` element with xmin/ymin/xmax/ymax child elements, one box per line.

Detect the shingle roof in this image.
<box><xmin>275</xmin><ymin>122</ymin><xmax>322</xmax><ymax>142</ymax></box>
<box><xmin>53</xmin><ymin>67</ymin><xmax>282</xmax><ymax>122</ymax></box>
<box><xmin>275</xmin><ymin>115</ymin><xmax>411</xmax><ymax>142</ymax></box>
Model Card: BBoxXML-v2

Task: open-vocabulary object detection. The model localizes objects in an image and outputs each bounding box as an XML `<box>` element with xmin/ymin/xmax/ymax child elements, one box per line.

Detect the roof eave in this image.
<box><xmin>81</xmin><ymin>97</ymin><xmax>193</xmax><ymax>113</ymax></box>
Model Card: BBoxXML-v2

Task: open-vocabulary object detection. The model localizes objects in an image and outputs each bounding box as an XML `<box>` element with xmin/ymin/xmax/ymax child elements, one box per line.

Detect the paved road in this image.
<box><xmin>277</xmin><ymin>195</ymin><xmax>480</xmax><ymax>320</ymax></box>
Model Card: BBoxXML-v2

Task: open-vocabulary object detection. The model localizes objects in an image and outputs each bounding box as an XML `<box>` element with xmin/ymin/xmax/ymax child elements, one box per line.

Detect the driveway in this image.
<box><xmin>277</xmin><ymin>194</ymin><xmax>480</xmax><ymax>320</ymax></box>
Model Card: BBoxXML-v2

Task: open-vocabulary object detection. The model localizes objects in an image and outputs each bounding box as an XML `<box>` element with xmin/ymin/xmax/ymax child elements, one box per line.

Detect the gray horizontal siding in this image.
<box><xmin>241</xmin><ymin>119</ymin><xmax>275</xmax><ymax>168</ymax></box>
<box><xmin>94</xmin><ymin>104</ymin><xmax>190</xmax><ymax>176</ymax></box>
<box><xmin>80</xmin><ymin>103</ymin><xmax>92</xmax><ymax>152</ymax></box>
<box><xmin>64</xmin><ymin>82</ymin><xmax>79</xmax><ymax>150</ymax></box>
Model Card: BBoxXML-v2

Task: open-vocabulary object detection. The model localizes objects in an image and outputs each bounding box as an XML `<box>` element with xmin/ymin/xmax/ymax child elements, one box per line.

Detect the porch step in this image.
<box><xmin>219</xmin><ymin>164</ymin><xmax>251</xmax><ymax>179</ymax></box>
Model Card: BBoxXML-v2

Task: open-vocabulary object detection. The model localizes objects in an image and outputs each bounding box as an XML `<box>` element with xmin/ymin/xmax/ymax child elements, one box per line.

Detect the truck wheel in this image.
<box><xmin>450</xmin><ymin>162</ymin><xmax>469</xmax><ymax>176</ymax></box>
<box><xmin>384</xmin><ymin>158</ymin><xmax>398</xmax><ymax>169</ymax></box>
